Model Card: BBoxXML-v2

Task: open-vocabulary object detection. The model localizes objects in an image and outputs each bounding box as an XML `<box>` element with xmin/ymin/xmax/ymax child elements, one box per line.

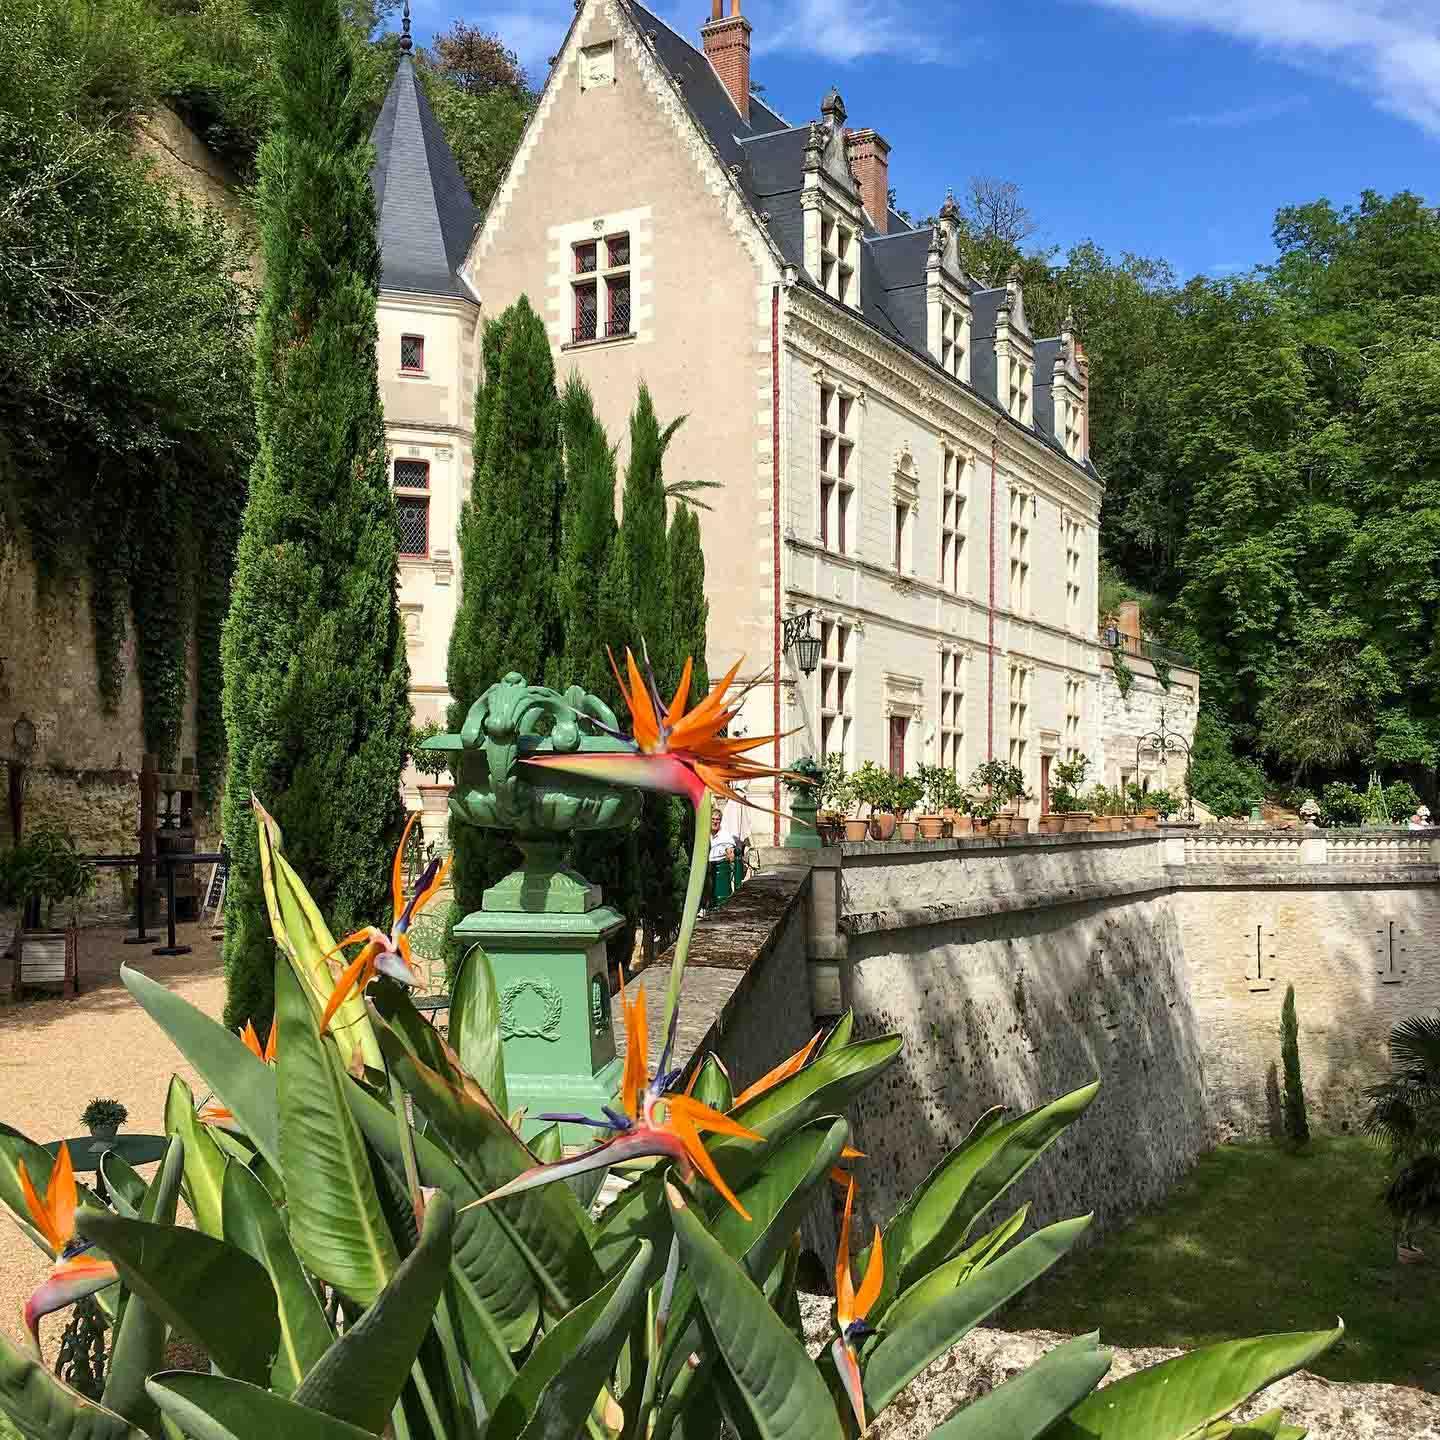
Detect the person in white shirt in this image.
<box><xmin>708</xmin><ymin>804</ymin><xmax>738</xmax><ymax>862</ymax></box>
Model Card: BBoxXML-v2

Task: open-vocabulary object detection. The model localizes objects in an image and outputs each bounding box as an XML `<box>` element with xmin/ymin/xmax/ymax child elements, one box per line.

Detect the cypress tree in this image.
<box><xmin>220</xmin><ymin>0</ymin><xmax>410</xmax><ymax>1030</ymax></box>
<box><xmin>1280</xmin><ymin>983</ymin><xmax>1310</xmax><ymax>1145</ymax></box>
<box><xmin>667</xmin><ymin>503</ymin><xmax>709</xmax><ymax>700</ymax></box>
<box><xmin>446</xmin><ymin>296</ymin><xmax>564</xmax><ymax>917</ymax></box>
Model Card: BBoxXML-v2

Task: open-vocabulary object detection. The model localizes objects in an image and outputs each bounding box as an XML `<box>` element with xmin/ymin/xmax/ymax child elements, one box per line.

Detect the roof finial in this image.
<box><xmin>400</xmin><ymin>0</ymin><xmax>413</xmax><ymax>54</ymax></box>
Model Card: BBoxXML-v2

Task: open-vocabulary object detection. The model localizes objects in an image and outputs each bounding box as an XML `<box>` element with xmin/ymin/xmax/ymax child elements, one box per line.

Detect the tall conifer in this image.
<box><xmin>220</xmin><ymin>0</ymin><xmax>410</xmax><ymax>1029</ymax></box>
<box><xmin>668</xmin><ymin>504</ymin><xmax>709</xmax><ymax>700</ymax></box>
<box><xmin>446</xmin><ymin>296</ymin><xmax>564</xmax><ymax>916</ymax></box>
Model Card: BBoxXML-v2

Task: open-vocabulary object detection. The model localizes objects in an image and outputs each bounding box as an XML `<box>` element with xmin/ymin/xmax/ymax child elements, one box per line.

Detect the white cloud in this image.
<box><xmin>1086</xmin><ymin>0</ymin><xmax>1440</xmax><ymax>135</ymax></box>
<box><xmin>1174</xmin><ymin>95</ymin><xmax>1309</xmax><ymax>127</ymax></box>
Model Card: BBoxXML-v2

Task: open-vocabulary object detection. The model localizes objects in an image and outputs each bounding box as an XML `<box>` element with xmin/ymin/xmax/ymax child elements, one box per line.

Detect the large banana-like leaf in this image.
<box><xmin>688</xmin><ymin>1054</ymin><xmax>733</xmax><ymax>1112</ymax></box>
<box><xmin>1207</xmin><ymin>1411</ymin><xmax>1305</xmax><ymax>1440</ymax></box>
<box><xmin>101</xmin><ymin>1138</ymin><xmax>186</xmax><ymax>1432</ymax></box>
<box><xmin>145</xmin><ymin>1374</ymin><xmax>377</xmax><ymax>1440</ymax></box>
<box><xmin>221</xmin><ymin>1162</ymin><xmax>332</xmax><ymax>1395</ymax></box>
<box><xmin>1047</xmin><ymin>1325</ymin><xmax>1342</xmax><ymax>1440</ymax></box>
<box><xmin>707</xmin><ymin>1035</ymin><xmax>902</xmax><ymax>1186</ymax></box>
<box><xmin>862</xmin><ymin>1215</ymin><xmax>1093</xmax><ymax>1415</ymax></box>
<box><xmin>275</xmin><ymin>957</ymin><xmax>398</xmax><ymax>1306</ymax></box>
<box><xmin>253</xmin><ymin>796</ymin><xmax>381</xmax><ymax>1072</ymax></box>
<box><xmin>878</xmin><ymin>1203</ymin><xmax>1031</xmax><ymax>1333</ymax></box>
<box><xmin>883</xmin><ymin>1081</ymin><xmax>1100</xmax><ymax>1299</ymax></box>
<box><xmin>817</xmin><ymin>1010</ymin><xmax>854</xmax><ymax>1057</ymax></box>
<box><xmin>98</xmin><ymin>1154</ymin><xmax>148</xmax><ymax>1219</ymax></box>
<box><xmin>122</xmin><ymin>965</ymin><xmax>281</xmax><ymax>1171</ymax></box>
<box><xmin>379</xmin><ymin>1028</ymin><xmax>601</xmax><ymax>1312</ymax></box>
<box><xmin>346</xmin><ymin>1081</ymin><xmax>538</xmax><ymax>1352</ymax></box>
<box><xmin>593</xmin><ymin>1172</ymin><xmax>672</xmax><ymax>1285</ymax></box>
<box><xmin>448</xmin><ymin>944</ymin><xmax>509</xmax><ymax>1117</ymax></box>
<box><xmin>485</xmin><ymin>1240</ymin><xmax>652</xmax><ymax>1440</ymax></box>
<box><xmin>0</xmin><ymin>1123</ymin><xmax>99</xmax><ymax>1256</ymax></box>
<box><xmin>668</xmin><ymin>1185</ymin><xmax>844</xmax><ymax>1440</ymax></box>
<box><xmin>293</xmin><ymin>1194</ymin><xmax>455</xmax><ymax>1434</ymax></box>
<box><xmin>929</xmin><ymin>1332</ymin><xmax>1112</xmax><ymax>1438</ymax></box>
<box><xmin>77</xmin><ymin>1211</ymin><xmax>279</xmax><ymax>1386</ymax></box>
<box><xmin>162</xmin><ymin>1077</ymin><xmax>228</xmax><ymax>1238</ymax></box>
<box><xmin>0</xmin><ymin>1330</ymin><xmax>145</xmax><ymax>1440</ymax></box>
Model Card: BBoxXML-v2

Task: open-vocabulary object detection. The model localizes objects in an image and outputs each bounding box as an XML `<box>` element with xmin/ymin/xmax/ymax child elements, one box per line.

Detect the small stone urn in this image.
<box><xmin>425</xmin><ymin>674</ymin><xmax>643</xmax><ymax>1143</ymax></box>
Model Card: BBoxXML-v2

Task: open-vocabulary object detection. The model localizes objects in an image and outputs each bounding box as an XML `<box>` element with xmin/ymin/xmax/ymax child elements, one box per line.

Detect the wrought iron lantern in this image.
<box><xmin>783</xmin><ymin>610</ymin><xmax>822</xmax><ymax>676</ymax></box>
<box><xmin>1133</xmin><ymin>703</ymin><xmax>1193</xmax><ymax>818</ymax></box>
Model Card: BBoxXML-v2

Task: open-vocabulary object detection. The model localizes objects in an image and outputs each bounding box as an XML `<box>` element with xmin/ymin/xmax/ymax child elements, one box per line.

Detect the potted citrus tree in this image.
<box><xmin>852</xmin><ymin>761</ymin><xmax>897</xmax><ymax>840</ymax></box>
<box><xmin>915</xmin><ymin>765</ymin><xmax>950</xmax><ymax>840</ymax></box>
<box><xmin>970</xmin><ymin>759</ymin><xmax>1032</xmax><ymax>836</ymax></box>
<box><xmin>815</xmin><ymin>755</ymin><xmax>850</xmax><ymax>845</ymax></box>
<box><xmin>893</xmin><ymin>774</ymin><xmax>924</xmax><ymax>841</ymax></box>
<box><xmin>2</xmin><ymin>827</ymin><xmax>96</xmax><ymax>997</ymax></box>
<box><xmin>408</xmin><ymin>718</ymin><xmax>453</xmax><ymax>817</ymax></box>
<box><xmin>1048</xmin><ymin>755</ymin><xmax>1094</xmax><ymax>834</ymax></box>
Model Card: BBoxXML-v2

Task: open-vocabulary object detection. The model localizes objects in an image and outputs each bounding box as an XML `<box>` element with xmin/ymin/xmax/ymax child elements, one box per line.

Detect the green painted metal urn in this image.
<box><xmin>424</xmin><ymin>673</ymin><xmax>642</xmax><ymax>1141</ymax></box>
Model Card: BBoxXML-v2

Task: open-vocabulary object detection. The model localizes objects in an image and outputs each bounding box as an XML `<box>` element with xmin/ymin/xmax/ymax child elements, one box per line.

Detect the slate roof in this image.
<box><xmin>370</xmin><ymin>56</ymin><xmax>479</xmax><ymax>299</ymax></box>
<box><xmin>625</xmin><ymin>0</ymin><xmax>1095</xmax><ymax>477</ymax></box>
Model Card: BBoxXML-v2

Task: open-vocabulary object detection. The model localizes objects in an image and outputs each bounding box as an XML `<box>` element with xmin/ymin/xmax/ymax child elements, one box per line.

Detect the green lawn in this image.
<box><xmin>1005</xmin><ymin>1137</ymin><xmax>1440</xmax><ymax>1390</ymax></box>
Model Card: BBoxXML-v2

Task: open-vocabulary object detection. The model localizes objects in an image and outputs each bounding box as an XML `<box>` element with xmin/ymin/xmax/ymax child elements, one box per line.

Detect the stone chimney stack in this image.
<box><xmin>845</xmin><ymin>128</ymin><xmax>891</xmax><ymax>234</ymax></box>
<box><xmin>702</xmin><ymin>0</ymin><xmax>752</xmax><ymax>123</ymax></box>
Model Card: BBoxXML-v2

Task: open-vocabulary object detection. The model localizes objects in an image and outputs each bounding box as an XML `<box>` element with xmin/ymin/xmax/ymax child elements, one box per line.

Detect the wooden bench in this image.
<box><xmin>13</xmin><ymin>928</ymin><xmax>78</xmax><ymax>999</ymax></box>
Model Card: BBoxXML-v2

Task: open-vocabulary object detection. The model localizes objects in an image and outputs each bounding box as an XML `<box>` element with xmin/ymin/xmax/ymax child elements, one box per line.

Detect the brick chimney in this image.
<box><xmin>845</xmin><ymin>128</ymin><xmax>890</xmax><ymax>234</ymax></box>
<box><xmin>1115</xmin><ymin>600</ymin><xmax>1142</xmax><ymax>651</ymax></box>
<box><xmin>702</xmin><ymin>0</ymin><xmax>751</xmax><ymax>123</ymax></box>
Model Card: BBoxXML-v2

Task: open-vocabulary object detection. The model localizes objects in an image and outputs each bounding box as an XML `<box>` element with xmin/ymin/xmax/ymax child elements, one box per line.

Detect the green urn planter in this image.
<box><xmin>425</xmin><ymin>673</ymin><xmax>643</xmax><ymax>1144</ymax></box>
<box><xmin>784</xmin><ymin>785</ymin><xmax>822</xmax><ymax>850</ymax></box>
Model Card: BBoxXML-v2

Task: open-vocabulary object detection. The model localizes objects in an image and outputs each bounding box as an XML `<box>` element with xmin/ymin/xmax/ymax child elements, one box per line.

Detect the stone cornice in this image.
<box><xmin>379</xmin><ymin>290</ymin><xmax>479</xmax><ymax>319</ymax></box>
<box><xmin>783</xmin><ymin>285</ymin><xmax>1101</xmax><ymax>516</ymax></box>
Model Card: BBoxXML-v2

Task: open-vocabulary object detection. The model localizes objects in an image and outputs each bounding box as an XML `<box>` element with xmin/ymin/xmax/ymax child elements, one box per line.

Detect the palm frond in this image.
<box><xmin>1385</xmin><ymin>1154</ymin><xmax>1440</xmax><ymax>1223</ymax></box>
<box><xmin>1390</xmin><ymin>1012</ymin><xmax>1440</xmax><ymax>1080</ymax></box>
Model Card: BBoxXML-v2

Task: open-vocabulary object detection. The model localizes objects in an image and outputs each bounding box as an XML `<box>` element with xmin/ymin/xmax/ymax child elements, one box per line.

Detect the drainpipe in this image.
<box><xmin>987</xmin><ymin>430</ymin><xmax>999</xmax><ymax>761</ymax></box>
<box><xmin>771</xmin><ymin>284</ymin><xmax>782</xmax><ymax>843</ymax></box>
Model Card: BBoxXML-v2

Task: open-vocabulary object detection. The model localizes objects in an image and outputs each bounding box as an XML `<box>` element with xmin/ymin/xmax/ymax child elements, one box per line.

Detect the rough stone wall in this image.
<box><xmin>1098</xmin><ymin>650</ymin><xmax>1198</xmax><ymax>793</ymax></box>
<box><xmin>844</xmin><ymin>890</ymin><xmax>1208</xmax><ymax>1244</ymax></box>
<box><xmin>1174</xmin><ymin>881</ymin><xmax>1440</xmax><ymax>1138</ymax></box>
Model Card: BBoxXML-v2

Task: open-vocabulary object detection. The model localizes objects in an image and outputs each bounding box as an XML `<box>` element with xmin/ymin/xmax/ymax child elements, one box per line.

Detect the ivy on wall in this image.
<box><xmin>1111</xmin><ymin>643</ymin><xmax>1136</xmax><ymax>702</ymax></box>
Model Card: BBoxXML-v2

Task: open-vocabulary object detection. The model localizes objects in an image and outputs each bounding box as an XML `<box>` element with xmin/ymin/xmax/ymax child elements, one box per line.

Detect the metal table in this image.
<box><xmin>44</xmin><ymin>1133</ymin><xmax>169</xmax><ymax>1201</ymax></box>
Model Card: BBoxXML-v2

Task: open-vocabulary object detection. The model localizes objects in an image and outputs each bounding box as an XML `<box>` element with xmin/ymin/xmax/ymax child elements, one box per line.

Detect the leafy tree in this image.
<box><xmin>446</xmin><ymin>296</ymin><xmax>564</xmax><ymax>917</ymax></box>
<box><xmin>220</xmin><ymin>0</ymin><xmax>410</xmax><ymax>1030</ymax></box>
<box><xmin>667</xmin><ymin>502</ymin><xmax>710</xmax><ymax>700</ymax></box>
<box><xmin>1189</xmin><ymin>710</ymin><xmax>1265</xmax><ymax>819</ymax></box>
<box><xmin>1279</xmin><ymin>985</ymin><xmax>1310</xmax><ymax>1146</ymax></box>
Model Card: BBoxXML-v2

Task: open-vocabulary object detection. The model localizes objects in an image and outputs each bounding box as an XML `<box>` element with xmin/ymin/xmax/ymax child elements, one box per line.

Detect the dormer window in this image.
<box><xmin>819</xmin><ymin>214</ymin><xmax>856</xmax><ymax>307</ymax></box>
<box><xmin>818</xmin><ymin>381</ymin><xmax>857</xmax><ymax>553</ymax></box>
<box><xmin>938</xmin><ymin>304</ymin><xmax>967</xmax><ymax>379</ymax></box>
<box><xmin>1007</xmin><ymin>356</ymin><xmax>1031</xmax><ymax>424</ymax></box>
<box><xmin>1062</xmin><ymin>396</ymin><xmax>1083</xmax><ymax>459</ymax></box>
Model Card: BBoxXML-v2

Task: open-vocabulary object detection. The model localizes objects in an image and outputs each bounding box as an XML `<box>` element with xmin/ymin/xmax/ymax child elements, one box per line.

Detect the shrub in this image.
<box><xmin>1049</xmin><ymin>755</ymin><xmax>1090</xmax><ymax>813</ymax></box>
<box><xmin>1190</xmin><ymin>709</ymin><xmax>1266</xmax><ymax>818</ymax></box>
<box><xmin>0</xmin><ymin>829</ymin><xmax>97</xmax><ymax>923</ymax></box>
<box><xmin>1319</xmin><ymin>780</ymin><xmax>1364</xmax><ymax>827</ymax></box>
<box><xmin>1384</xmin><ymin>779</ymin><xmax>1423</xmax><ymax>823</ymax></box>
<box><xmin>851</xmin><ymin>759</ymin><xmax>895</xmax><ymax>816</ymax></box>
<box><xmin>1146</xmin><ymin>788</ymin><xmax>1181</xmax><ymax>819</ymax></box>
<box><xmin>79</xmin><ymin>1099</ymin><xmax>128</xmax><ymax>1132</ymax></box>
<box><xmin>969</xmin><ymin>758</ymin><xmax>1031</xmax><ymax>810</ymax></box>
<box><xmin>0</xmin><ymin>797</ymin><xmax>1340</xmax><ymax>1440</ymax></box>
<box><xmin>1280</xmin><ymin>984</ymin><xmax>1310</xmax><ymax>1145</ymax></box>
<box><xmin>892</xmin><ymin>775</ymin><xmax>924</xmax><ymax>816</ymax></box>
<box><xmin>407</xmin><ymin>720</ymin><xmax>453</xmax><ymax>780</ymax></box>
<box><xmin>816</xmin><ymin>754</ymin><xmax>853</xmax><ymax>817</ymax></box>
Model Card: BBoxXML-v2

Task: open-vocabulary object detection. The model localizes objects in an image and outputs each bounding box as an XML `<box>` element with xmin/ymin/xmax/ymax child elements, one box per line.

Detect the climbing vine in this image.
<box><xmin>1152</xmin><ymin>652</ymin><xmax>1173</xmax><ymax>691</ymax></box>
<box><xmin>1111</xmin><ymin>642</ymin><xmax>1136</xmax><ymax>701</ymax></box>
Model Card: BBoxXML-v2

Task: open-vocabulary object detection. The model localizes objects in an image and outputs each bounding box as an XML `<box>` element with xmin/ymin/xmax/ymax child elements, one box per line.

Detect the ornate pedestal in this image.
<box><xmin>785</xmin><ymin>787</ymin><xmax>823</xmax><ymax>850</ymax></box>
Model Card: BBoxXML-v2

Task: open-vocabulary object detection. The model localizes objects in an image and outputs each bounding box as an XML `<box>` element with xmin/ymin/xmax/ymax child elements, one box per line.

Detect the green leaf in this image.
<box><xmin>878</xmin><ymin>1203</ymin><xmax>1031</xmax><ymax>1333</ymax></box>
<box><xmin>76</xmin><ymin>1211</ymin><xmax>279</xmax><ymax>1386</ymax></box>
<box><xmin>145</xmin><ymin>1374</ymin><xmax>377</xmax><ymax>1440</ymax></box>
<box><xmin>486</xmin><ymin>1240</ymin><xmax>653</xmax><ymax>1440</ymax></box>
<box><xmin>448</xmin><ymin>943</ymin><xmax>509</xmax><ymax>1116</ymax></box>
<box><xmin>708</xmin><ymin>1035</ymin><xmax>903</xmax><ymax>1186</ymax></box>
<box><xmin>121</xmin><ymin>965</ymin><xmax>281</xmax><ymax>1171</ymax></box>
<box><xmin>345</xmin><ymin>1081</ymin><xmax>537</xmax><ymax>1352</ymax></box>
<box><xmin>886</xmin><ymin>1081</ymin><xmax>1099</xmax><ymax>1296</ymax></box>
<box><xmin>669</xmin><ymin>1185</ymin><xmax>844</xmax><ymax>1440</ymax></box>
<box><xmin>275</xmin><ymin>956</ymin><xmax>399</xmax><ymax>1306</ymax></box>
<box><xmin>530</xmin><ymin>1125</ymin><xmax>563</xmax><ymax>1165</ymax></box>
<box><xmin>0</xmin><ymin>1330</ymin><xmax>145</xmax><ymax>1440</ymax></box>
<box><xmin>863</xmin><ymin>1215</ymin><xmax>1093</xmax><ymax>1415</ymax></box>
<box><xmin>293</xmin><ymin>1194</ymin><xmax>455</xmax><ymax>1434</ymax></box>
<box><xmin>929</xmin><ymin>1332</ymin><xmax>1111</xmax><ymax>1438</ymax></box>
<box><xmin>254</xmin><ymin>800</ymin><xmax>382</xmax><ymax>1072</ymax></box>
<box><xmin>817</xmin><ymin>1011</ymin><xmax>854</xmax><ymax>1056</ymax></box>
<box><xmin>1048</xmin><ymin>1327</ymin><xmax>1342</xmax><ymax>1440</ymax></box>
<box><xmin>663</xmin><ymin>790</ymin><xmax>712</xmax><ymax>1047</ymax></box>
<box><xmin>101</xmin><ymin>1139</ymin><xmax>186</xmax><ymax>1432</ymax></box>
<box><xmin>378</xmin><ymin>1027</ymin><xmax>601</xmax><ymax>1312</ymax></box>
<box><xmin>221</xmin><ymin>1161</ymin><xmax>332</xmax><ymax>1395</ymax></box>
<box><xmin>163</xmin><ymin>1076</ymin><xmax>228</xmax><ymax>1238</ymax></box>
<box><xmin>688</xmin><ymin>1055</ymin><xmax>733</xmax><ymax>1112</ymax></box>
<box><xmin>98</xmin><ymin>1154</ymin><xmax>148</xmax><ymax>1219</ymax></box>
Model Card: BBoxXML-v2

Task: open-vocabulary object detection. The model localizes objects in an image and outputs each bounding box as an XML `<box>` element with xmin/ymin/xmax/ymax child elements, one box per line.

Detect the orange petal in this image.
<box><xmin>841</xmin><ymin>1145</ymin><xmax>866</xmax><ymax>1160</ymax></box>
<box><xmin>17</xmin><ymin>1159</ymin><xmax>63</xmax><ymax>1253</ymax></box>
<box><xmin>829</xmin><ymin>1167</ymin><xmax>852</xmax><ymax>1186</ymax></box>
<box><xmin>47</xmin><ymin>1144</ymin><xmax>76</xmax><ymax>1250</ymax></box>
<box><xmin>264</xmin><ymin>1022</ymin><xmax>278</xmax><ymax>1064</ymax></box>
<box><xmin>854</xmin><ymin>1225</ymin><xmax>884</xmax><ymax>1320</ymax></box>
<box><xmin>392</xmin><ymin>811</ymin><xmax>420</xmax><ymax>925</ymax></box>
<box><xmin>664</xmin><ymin>1094</ymin><xmax>761</xmax><ymax>1141</ymax></box>
<box><xmin>732</xmin><ymin>1032</ymin><xmax>820</xmax><ymax>1107</ymax></box>
<box><xmin>319</xmin><ymin>928</ymin><xmax>377</xmax><ymax>967</ymax></box>
<box><xmin>835</xmin><ymin>1176</ymin><xmax>856</xmax><ymax>1327</ymax></box>
<box><xmin>666</xmin><ymin>657</ymin><xmax>694</xmax><ymax>727</ymax></box>
<box><xmin>240</xmin><ymin>1020</ymin><xmax>263</xmax><ymax>1059</ymax></box>
<box><xmin>319</xmin><ymin>946</ymin><xmax>378</xmax><ymax>1035</ymax></box>
<box><xmin>625</xmin><ymin>650</ymin><xmax>661</xmax><ymax>750</ymax></box>
<box><xmin>668</xmin><ymin>1109</ymin><xmax>751</xmax><ymax>1221</ymax></box>
<box><xmin>620</xmin><ymin>975</ymin><xmax>648</xmax><ymax>1121</ymax></box>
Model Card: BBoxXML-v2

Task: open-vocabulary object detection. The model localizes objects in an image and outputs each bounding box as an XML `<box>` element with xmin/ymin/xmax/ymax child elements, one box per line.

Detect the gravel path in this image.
<box><xmin>0</xmin><ymin>922</ymin><xmax>225</xmax><ymax>1361</ymax></box>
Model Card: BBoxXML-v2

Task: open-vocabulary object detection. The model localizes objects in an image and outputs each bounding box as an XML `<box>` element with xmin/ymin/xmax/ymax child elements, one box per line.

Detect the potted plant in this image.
<box><xmin>1148</xmin><ymin>788</ymin><xmax>1181</xmax><ymax>823</ymax></box>
<box><xmin>969</xmin><ymin>760</ymin><xmax>1032</xmax><ymax>836</ymax></box>
<box><xmin>852</xmin><ymin>761</ymin><xmax>897</xmax><ymax>841</ymax></box>
<box><xmin>782</xmin><ymin>755</ymin><xmax>824</xmax><ymax>849</ymax></box>
<box><xmin>914</xmin><ymin>765</ymin><xmax>949</xmax><ymax>840</ymax></box>
<box><xmin>1126</xmin><ymin>781</ymin><xmax>1159</xmax><ymax>830</ymax></box>
<box><xmin>892</xmin><ymin>775</ymin><xmax>925</xmax><ymax>842</ymax></box>
<box><xmin>80</xmin><ymin>1098</ymin><xmax>128</xmax><ymax>1141</ymax></box>
<box><xmin>1048</xmin><ymin>755</ymin><xmax>1094</xmax><ymax>833</ymax></box>
<box><xmin>814</xmin><ymin>756</ymin><xmax>850</xmax><ymax>845</ymax></box>
<box><xmin>408</xmin><ymin>719</ymin><xmax>454</xmax><ymax>814</ymax></box>
<box><xmin>2</xmin><ymin>827</ymin><xmax>97</xmax><ymax>998</ymax></box>
<box><xmin>948</xmin><ymin>781</ymin><xmax>975</xmax><ymax>836</ymax></box>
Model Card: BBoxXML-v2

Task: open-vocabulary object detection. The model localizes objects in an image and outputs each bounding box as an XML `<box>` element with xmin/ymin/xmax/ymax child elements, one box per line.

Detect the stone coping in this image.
<box><xmin>618</xmin><ymin>863</ymin><xmax>811</xmax><ymax>1076</ymax></box>
<box><xmin>839</xmin><ymin>830</ymin><xmax>1162</xmax><ymax>858</ymax></box>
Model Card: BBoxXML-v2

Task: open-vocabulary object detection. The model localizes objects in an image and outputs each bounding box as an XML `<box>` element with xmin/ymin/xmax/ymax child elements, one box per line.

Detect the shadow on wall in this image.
<box><xmin>843</xmin><ymin>890</ymin><xmax>1209</xmax><ymax>1243</ymax></box>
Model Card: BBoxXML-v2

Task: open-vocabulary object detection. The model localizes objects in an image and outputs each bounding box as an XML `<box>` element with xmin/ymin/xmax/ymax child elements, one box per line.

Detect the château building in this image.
<box><xmin>370</xmin><ymin>0</ymin><xmax>1198</xmax><ymax>836</ymax></box>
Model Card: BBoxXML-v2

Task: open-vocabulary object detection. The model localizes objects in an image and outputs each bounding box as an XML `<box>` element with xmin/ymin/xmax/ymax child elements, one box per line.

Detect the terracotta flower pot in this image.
<box><xmin>1037</xmin><ymin>815</ymin><xmax>1065</xmax><ymax>835</ymax></box>
<box><xmin>950</xmin><ymin>815</ymin><xmax>974</xmax><ymax>836</ymax></box>
<box><xmin>1062</xmin><ymin>812</ymin><xmax>1094</xmax><ymax>833</ymax></box>
<box><xmin>869</xmin><ymin>812</ymin><xmax>898</xmax><ymax>841</ymax></box>
<box><xmin>843</xmin><ymin>818</ymin><xmax>870</xmax><ymax>843</ymax></box>
<box><xmin>988</xmin><ymin>815</ymin><xmax>1014</xmax><ymax>836</ymax></box>
<box><xmin>896</xmin><ymin>819</ymin><xmax>919</xmax><ymax>842</ymax></box>
<box><xmin>1009</xmin><ymin>817</ymin><xmax>1031</xmax><ymax>835</ymax></box>
<box><xmin>917</xmin><ymin>815</ymin><xmax>946</xmax><ymax>840</ymax></box>
<box><xmin>817</xmin><ymin>819</ymin><xmax>841</xmax><ymax>846</ymax></box>
<box><xmin>1133</xmin><ymin>813</ymin><xmax>1157</xmax><ymax>830</ymax></box>
<box><xmin>417</xmin><ymin>782</ymin><xmax>453</xmax><ymax>814</ymax></box>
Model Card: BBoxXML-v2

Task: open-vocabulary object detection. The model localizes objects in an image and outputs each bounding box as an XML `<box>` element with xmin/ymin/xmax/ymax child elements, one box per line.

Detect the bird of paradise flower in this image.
<box><xmin>199</xmin><ymin>1018</ymin><xmax>276</xmax><ymax>1129</ymax></box>
<box><xmin>832</xmin><ymin>1175</ymin><xmax>884</xmax><ymax>1434</ymax></box>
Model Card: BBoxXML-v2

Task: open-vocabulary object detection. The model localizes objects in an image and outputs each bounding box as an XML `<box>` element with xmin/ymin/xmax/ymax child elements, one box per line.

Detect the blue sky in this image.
<box><xmin>410</xmin><ymin>0</ymin><xmax>1439</xmax><ymax>281</ymax></box>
